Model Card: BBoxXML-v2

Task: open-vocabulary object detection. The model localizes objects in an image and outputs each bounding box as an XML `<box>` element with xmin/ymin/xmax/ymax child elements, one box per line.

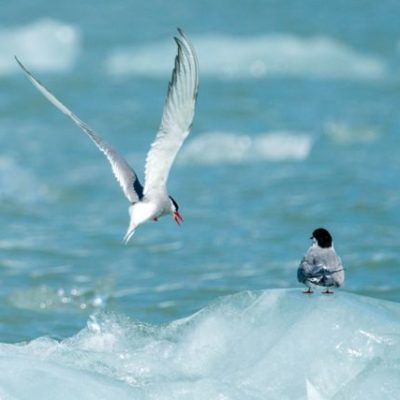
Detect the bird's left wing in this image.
<box><xmin>15</xmin><ymin>57</ymin><xmax>144</xmax><ymax>203</ymax></box>
<box><xmin>143</xmin><ymin>29</ymin><xmax>199</xmax><ymax>196</ymax></box>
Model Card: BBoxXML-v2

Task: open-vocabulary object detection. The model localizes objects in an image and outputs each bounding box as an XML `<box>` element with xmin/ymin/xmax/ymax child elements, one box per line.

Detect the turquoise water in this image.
<box><xmin>1</xmin><ymin>0</ymin><xmax>399</xmax><ymax>352</ymax></box>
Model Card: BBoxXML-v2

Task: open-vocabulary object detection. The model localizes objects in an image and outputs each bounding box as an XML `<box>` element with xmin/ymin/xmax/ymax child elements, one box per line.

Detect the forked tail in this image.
<box><xmin>123</xmin><ymin>224</ymin><xmax>136</xmax><ymax>244</ymax></box>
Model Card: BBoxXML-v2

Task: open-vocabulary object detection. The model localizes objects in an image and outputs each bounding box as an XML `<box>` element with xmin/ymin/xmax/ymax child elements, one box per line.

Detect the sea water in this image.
<box><xmin>0</xmin><ymin>0</ymin><xmax>400</xmax><ymax>398</ymax></box>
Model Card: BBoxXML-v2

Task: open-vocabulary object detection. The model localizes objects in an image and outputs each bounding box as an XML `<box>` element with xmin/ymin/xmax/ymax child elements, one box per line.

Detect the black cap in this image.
<box><xmin>311</xmin><ymin>228</ymin><xmax>333</xmax><ymax>248</ymax></box>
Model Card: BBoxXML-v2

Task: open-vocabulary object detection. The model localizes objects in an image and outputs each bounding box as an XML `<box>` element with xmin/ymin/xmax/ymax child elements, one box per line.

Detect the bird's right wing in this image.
<box><xmin>298</xmin><ymin>248</ymin><xmax>321</xmax><ymax>283</ymax></box>
<box><xmin>15</xmin><ymin>57</ymin><xmax>143</xmax><ymax>203</ymax></box>
<box><xmin>143</xmin><ymin>29</ymin><xmax>199</xmax><ymax>196</ymax></box>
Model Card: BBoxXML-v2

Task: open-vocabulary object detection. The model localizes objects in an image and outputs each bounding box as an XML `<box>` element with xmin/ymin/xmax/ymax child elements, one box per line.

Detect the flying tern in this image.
<box><xmin>16</xmin><ymin>28</ymin><xmax>199</xmax><ymax>243</ymax></box>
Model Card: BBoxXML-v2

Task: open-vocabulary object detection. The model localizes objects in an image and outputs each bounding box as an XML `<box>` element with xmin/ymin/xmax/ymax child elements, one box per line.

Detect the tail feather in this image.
<box><xmin>123</xmin><ymin>225</ymin><xmax>136</xmax><ymax>244</ymax></box>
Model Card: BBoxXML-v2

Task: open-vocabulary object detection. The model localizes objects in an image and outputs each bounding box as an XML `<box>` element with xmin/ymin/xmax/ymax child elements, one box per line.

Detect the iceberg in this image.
<box><xmin>0</xmin><ymin>289</ymin><xmax>399</xmax><ymax>399</ymax></box>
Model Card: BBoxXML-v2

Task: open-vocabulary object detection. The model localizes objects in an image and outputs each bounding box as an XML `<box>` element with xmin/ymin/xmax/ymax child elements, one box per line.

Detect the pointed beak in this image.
<box><xmin>174</xmin><ymin>211</ymin><xmax>183</xmax><ymax>226</ymax></box>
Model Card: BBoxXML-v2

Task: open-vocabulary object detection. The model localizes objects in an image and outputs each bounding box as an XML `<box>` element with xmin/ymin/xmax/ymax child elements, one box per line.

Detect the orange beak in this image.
<box><xmin>174</xmin><ymin>211</ymin><xmax>183</xmax><ymax>226</ymax></box>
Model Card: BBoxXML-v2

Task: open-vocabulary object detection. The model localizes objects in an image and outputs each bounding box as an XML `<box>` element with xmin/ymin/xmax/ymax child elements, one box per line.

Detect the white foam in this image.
<box><xmin>106</xmin><ymin>33</ymin><xmax>386</xmax><ymax>80</ymax></box>
<box><xmin>178</xmin><ymin>131</ymin><xmax>313</xmax><ymax>164</ymax></box>
<box><xmin>0</xmin><ymin>19</ymin><xmax>80</xmax><ymax>75</ymax></box>
<box><xmin>0</xmin><ymin>289</ymin><xmax>399</xmax><ymax>399</ymax></box>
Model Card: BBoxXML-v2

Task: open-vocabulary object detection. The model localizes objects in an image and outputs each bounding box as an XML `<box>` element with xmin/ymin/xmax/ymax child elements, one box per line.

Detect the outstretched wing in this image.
<box><xmin>143</xmin><ymin>28</ymin><xmax>199</xmax><ymax>196</ymax></box>
<box><xmin>15</xmin><ymin>57</ymin><xmax>143</xmax><ymax>203</ymax></box>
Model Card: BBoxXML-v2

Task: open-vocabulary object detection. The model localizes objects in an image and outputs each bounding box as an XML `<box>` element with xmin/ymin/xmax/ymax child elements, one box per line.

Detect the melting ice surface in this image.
<box><xmin>0</xmin><ymin>289</ymin><xmax>399</xmax><ymax>400</ymax></box>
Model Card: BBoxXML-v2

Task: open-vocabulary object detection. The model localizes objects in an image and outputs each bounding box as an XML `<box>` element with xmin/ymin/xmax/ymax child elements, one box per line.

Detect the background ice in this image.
<box><xmin>178</xmin><ymin>131</ymin><xmax>313</xmax><ymax>164</ymax></box>
<box><xmin>0</xmin><ymin>19</ymin><xmax>80</xmax><ymax>75</ymax></box>
<box><xmin>106</xmin><ymin>34</ymin><xmax>387</xmax><ymax>80</ymax></box>
<box><xmin>0</xmin><ymin>289</ymin><xmax>399</xmax><ymax>399</ymax></box>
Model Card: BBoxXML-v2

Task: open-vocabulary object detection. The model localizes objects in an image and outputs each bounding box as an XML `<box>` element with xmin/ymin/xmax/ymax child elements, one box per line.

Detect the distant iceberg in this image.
<box><xmin>0</xmin><ymin>289</ymin><xmax>399</xmax><ymax>399</ymax></box>
<box><xmin>106</xmin><ymin>34</ymin><xmax>387</xmax><ymax>81</ymax></box>
<box><xmin>0</xmin><ymin>19</ymin><xmax>80</xmax><ymax>75</ymax></box>
<box><xmin>179</xmin><ymin>131</ymin><xmax>313</xmax><ymax>164</ymax></box>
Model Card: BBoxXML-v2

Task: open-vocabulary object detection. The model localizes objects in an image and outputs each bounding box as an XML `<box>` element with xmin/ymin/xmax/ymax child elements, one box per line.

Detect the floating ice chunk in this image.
<box><xmin>0</xmin><ymin>19</ymin><xmax>80</xmax><ymax>75</ymax></box>
<box><xmin>0</xmin><ymin>289</ymin><xmax>399</xmax><ymax>399</ymax></box>
<box><xmin>325</xmin><ymin>121</ymin><xmax>382</xmax><ymax>144</ymax></box>
<box><xmin>106</xmin><ymin>34</ymin><xmax>387</xmax><ymax>80</ymax></box>
<box><xmin>178</xmin><ymin>131</ymin><xmax>313</xmax><ymax>164</ymax></box>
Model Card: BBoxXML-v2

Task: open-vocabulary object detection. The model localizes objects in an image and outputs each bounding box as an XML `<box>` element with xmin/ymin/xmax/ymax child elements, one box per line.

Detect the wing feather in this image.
<box><xmin>15</xmin><ymin>57</ymin><xmax>143</xmax><ymax>203</ymax></box>
<box><xmin>143</xmin><ymin>29</ymin><xmax>199</xmax><ymax>196</ymax></box>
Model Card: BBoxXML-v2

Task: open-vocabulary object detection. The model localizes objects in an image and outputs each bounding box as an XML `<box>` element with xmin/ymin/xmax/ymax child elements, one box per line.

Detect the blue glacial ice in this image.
<box><xmin>0</xmin><ymin>289</ymin><xmax>399</xmax><ymax>399</ymax></box>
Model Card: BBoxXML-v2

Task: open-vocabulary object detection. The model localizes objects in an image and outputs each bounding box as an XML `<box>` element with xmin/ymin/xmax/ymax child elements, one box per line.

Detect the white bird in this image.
<box><xmin>16</xmin><ymin>28</ymin><xmax>199</xmax><ymax>243</ymax></box>
<box><xmin>297</xmin><ymin>228</ymin><xmax>345</xmax><ymax>294</ymax></box>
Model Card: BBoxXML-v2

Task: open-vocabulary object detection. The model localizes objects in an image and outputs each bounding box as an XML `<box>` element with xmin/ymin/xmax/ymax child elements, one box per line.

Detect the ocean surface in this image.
<box><xmin>0</xmin><ymin>1</ymin><xmax>399</xmax><ymax>397</ymax></box>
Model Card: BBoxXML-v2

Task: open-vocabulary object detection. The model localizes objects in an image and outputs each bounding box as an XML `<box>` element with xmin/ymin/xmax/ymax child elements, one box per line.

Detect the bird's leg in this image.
<box><xmin>303</xmin><ymin>288</ymin><xmax>314</xmax><ymax>294</ymax></box>
<box><xmin>322</xmin><ymin>288</ymin><xmax>334</xmax><ymax>294</ymax></box>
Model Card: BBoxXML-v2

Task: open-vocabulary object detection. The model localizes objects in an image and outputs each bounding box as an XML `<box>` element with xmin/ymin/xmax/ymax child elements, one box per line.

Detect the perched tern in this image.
<box><xmin>297</xmin><ymin>228</ymin><xmax>345</xmax><ymax>294</ymax></box>
<box><xmin>16</xmin><ymin>28</ymin><xmax>199</xmax><ymax>243</ymax></box>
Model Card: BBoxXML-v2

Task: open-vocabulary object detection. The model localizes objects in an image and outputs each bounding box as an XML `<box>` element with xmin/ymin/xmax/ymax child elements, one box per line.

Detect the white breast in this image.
<box><xmin>129</xmin><ymin>202</ymin><xmax>158</xmax><ymax>226</ymax></box>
